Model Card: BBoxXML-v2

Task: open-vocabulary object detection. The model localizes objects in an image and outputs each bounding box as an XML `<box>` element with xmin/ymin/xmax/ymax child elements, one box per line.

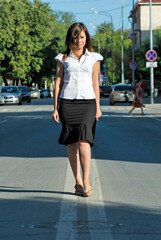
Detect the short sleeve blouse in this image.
<box><xmin>55</xmin><ymin>49</ymin><xmax>103</xmax><ymax>99</ymax></box>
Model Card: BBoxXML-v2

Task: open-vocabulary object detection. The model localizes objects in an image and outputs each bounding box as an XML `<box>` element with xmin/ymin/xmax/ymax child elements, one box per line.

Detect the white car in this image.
<box><xmin>29</xmin><ymin>87</ymin><xmax>40</xmax><ymax>99</ymax></box>
<box><xmin>1</xmin><ymin>86</ymin><xmax>22</xmax><ymax>105</ymax></box>
<box><xmin>0</xmin><ymin>93</ymin><xmax>5</xmax><ymax>105</ymax></box>
<box><xmin>109</xmin><ymin>84</ymin><xmax>134</xmax><ymax>105</ymax></box>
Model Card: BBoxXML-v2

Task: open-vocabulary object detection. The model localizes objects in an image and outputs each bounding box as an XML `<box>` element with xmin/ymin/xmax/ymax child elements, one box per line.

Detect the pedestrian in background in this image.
<box><xmin>52</xmin><ymin>22</ymin><xmax>103</xmax><ymax>197</ymax></box>
<box><xmin>129</xmin><ymin>79</ymin><xmax>145</xmax><ymax>115</ymax></box>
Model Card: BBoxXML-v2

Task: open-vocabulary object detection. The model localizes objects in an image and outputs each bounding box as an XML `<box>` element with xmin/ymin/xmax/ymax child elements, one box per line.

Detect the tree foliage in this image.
<box><xmin>92</xmin><ymin>23</ymin><xmax>132</xmax><ymax>84</ymax></box>
<box><xmin>0</xmin><ymin>0</ymin><xmax>75</xmax><ymax>86</ymax></box>
<box><xmin>135</xmin><ymin>28</ymin><xmax>161</xmax><ymax>81</ymax></box>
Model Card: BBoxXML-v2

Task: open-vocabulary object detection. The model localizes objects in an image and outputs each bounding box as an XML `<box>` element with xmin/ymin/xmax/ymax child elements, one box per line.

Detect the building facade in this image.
<box><xmin>128</xmin><ymin>0</ymin><xmax>161</xmax><ymax>48</ymax></box>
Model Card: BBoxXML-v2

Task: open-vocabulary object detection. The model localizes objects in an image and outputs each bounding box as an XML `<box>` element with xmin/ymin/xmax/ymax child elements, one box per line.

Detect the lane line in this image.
<box><xmin>1</xmin><ymin>109</ymin><xmax>9</xmax><ymax>112</ymax></box>
<box><xmin>0</xmin><ymin>120</ymin><xmax>8</xmax><ymax>124</ymax></box>
<box><xmin>55</xmin><ymin>159</ymin><xmax>113</xmax><ymax>239</ymax></box>
<box><xmin>88</xmin><ymin>159</ymin><xmax>113</xmax><ymax>240</ymax></box>
<box><xmin>147</xmin><ymin>115</ymin><xmax>161</xmax><ymax>122</ymax></box>
<box><xmin>55</xmin><ymin>161</ymin><xmax>78</xmax><ymax>240</ymax></box>
<box><xmin>101</xmin><ymin>115</ymin><xmax>110</xmax><ymax>117</ymax></box>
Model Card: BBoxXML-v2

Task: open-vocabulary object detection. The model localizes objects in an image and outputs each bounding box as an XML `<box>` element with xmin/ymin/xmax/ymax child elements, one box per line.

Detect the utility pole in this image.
<box><xmin>90</xmin><ymin>9</ymin><xmax>114</xmax><ymax>84</ymax></box>
<box><xmin>150</xmin><ymin>0</ymin><xmax>154</xmax><ymax>104</ymax></box>
<box><xmin>121</xmin><ymin>0</ymin><xmax>124</xmax><ymax>84</ymax></box>
<box><xmin>104</xmin><ymin>26</ymin><xmax>108</xmax><ymax>78</ymax></box>
<box><xmin>132</xmin><ymin>0</ymin><xmax>135</xmax><ymax>86</ymax></box>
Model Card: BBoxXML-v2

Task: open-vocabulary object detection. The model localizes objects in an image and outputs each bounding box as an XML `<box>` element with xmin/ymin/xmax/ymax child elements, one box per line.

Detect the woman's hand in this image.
<box><xmin>96</xmin><ymin>108</ymin><xmax>102</xmax><ymax>121</ymax></box>
<box><xmin>52</xmin><ymin>109</ymin><xmax>60</xmax><ymax>123</ymax></box>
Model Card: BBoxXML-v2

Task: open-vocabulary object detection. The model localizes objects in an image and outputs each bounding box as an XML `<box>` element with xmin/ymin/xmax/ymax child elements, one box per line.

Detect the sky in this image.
<box><xmin>36</xmin><ymin>0</ymin><xmax>138</xmax><ymax>35</ymax></box>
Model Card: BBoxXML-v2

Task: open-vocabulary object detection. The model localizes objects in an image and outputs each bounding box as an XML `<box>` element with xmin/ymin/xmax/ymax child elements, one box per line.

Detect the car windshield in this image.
<box><xmin>19</xmin><ymin>87</ymin><xmax>27</xmax><ymax>92</ymax></box>
<box><xmin>30</xmin><ymin>88</ymin><xmax>37</xmax><ymax>91</ymax></box>
<box><xmin>115</xmin><ymin>85</ymin><xmax>132</xmax><ymax>91</ymax></box>
<box><xmin>1</xmin><ymin>87</ymin><xmax>18</xmax><ymax>93</ymax></box>
<box><xmin>100</xmin><ymin>86</ymin><xmax>112</xmax><ymax>89</ymax></box>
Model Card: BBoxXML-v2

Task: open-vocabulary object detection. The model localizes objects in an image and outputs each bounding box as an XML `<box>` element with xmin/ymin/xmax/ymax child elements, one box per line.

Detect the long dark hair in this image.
<box><xmin>63</xmin><ymin>22</ymin><xmax>94</xmax><ymax>61</ymax></box>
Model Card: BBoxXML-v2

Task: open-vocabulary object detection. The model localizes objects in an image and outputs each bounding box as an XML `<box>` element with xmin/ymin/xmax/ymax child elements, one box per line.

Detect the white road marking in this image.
<box><xmin>100</xmin><ymin>106</ymin><xmax>109</xmax><ymax>111</ymax></box>
<box><xmin>101</xmin><ymin>115</ymin><xmax>110</xmax><ymax>117</ymax></box>
<box><xmin>88</xmin><ymin>159</ymin><xmax>113</xmax><ymax>240</ymax></box>
<box><xmin>1</xmin><ymin>108</ymin><xmax>9</xmax><ymax>112</ymax></box>
<box><xmin>56</xmin><ymin>158</ymin><xmax>113</xmax><ymax>240</ymax></box>
<box><xmin>0</xmin><ymin>120</ymin><xmax>8</xmax><ymax>124</ymax></box>
<box><xmin>56</xmin><ymin>161</ymin><xmax>77</xmax><ymax>240</ymax></box>
<box><xmin>148</xmin><ymin>115</ymin><xmax>161</xmax><ymax>122</ymax></box>
<box><xmin>35</xmin><ymin>108</ymin><xmax>43</xmax><ymax>111</ymax></box>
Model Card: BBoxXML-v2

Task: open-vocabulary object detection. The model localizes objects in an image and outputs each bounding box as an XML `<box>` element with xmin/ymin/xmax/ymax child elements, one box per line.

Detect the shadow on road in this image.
<box><xmin>0</xmin><ymin>108</ymin><xmax>161</xmax><ymax>164</ymax></box>
<box><xmin>0</xmin><ymin>110</ymin><xmax>67</xmax><ymax>158</ymax></box>
<box><xmin>0</xmin><ymin>195</ymin><xmax>160</xmax><ymax>239</ymax></box>
<box><xmin>93</xmin><ymin>112</ymin><xmax>161</xmax><ymax>164</ymax></box>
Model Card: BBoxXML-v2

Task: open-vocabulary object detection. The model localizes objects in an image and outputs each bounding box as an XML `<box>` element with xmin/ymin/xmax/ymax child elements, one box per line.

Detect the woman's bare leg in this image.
<box><xmin>141</xmin><ymin>106</ymin><xmax>144</xmax><ymax>115</ymax></box>
<box><xmin>129</xmin><ymin>106</ymin><xmax>135</xmax><ymax>115</ymax></box>
<box><xmin>79</xmin><ymin>141</ymin><xmax>92</xmax><ymax>191</ymax></box>
<box><xmin>67</xmin><ymin>142</ymin><xmax>83</xmax><ymax>187</ymax></box>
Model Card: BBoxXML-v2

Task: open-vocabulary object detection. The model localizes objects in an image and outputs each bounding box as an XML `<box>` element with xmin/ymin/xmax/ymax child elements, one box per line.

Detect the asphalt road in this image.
<box><xmin>0</xmin><ymin>98</ymin><xmax>161</xmax><ymax>240</ymax></box>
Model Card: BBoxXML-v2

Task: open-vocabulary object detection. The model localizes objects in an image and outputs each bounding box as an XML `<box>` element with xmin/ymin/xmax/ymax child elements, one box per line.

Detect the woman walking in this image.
<box><xmin>52</xmin><ymin>23</ymin><xmax>103</xmax><ymax>197</ymax></box>
<box><xmin>129</xmin><ymin>79</ymin><xmax>145</xmax><ymax>115</ymax></box>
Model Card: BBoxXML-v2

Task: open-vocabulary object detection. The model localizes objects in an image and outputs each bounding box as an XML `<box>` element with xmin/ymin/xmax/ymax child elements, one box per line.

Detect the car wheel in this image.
<box><xmin>27</xmin><ymin>98</ymin><xmax>31</xmax><ymax>103</ymax></box>
<box><xmin>109</xmin><ymin>101</ymin><xmax>115</xmax><ymax>105</ymax></box>
<box><xmin>18</xmin><ymin>100</ymin><xmax>22</xmax><ymax>105</ymax></box>
<box><xmin>143</xmin><ymin>91</ymin><xmax>149</xmax><ymax>98</ymax></box>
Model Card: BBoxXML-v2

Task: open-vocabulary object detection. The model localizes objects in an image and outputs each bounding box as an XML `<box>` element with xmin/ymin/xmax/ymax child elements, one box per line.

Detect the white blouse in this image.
<box><xmin>55</xmin><ymin>49</ymin><xmax>103</xmax><ymax>99</ymax></box>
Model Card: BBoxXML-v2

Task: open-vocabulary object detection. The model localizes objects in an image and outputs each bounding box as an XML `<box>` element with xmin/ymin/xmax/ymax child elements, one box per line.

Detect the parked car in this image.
<box><xmin>100</xmin><ymin>85</ymin><xmax>112</xmax><ymax>98</ymax></box>
<box><xmin>47</xmin><ymin>89</ymin><xmax>51</xmax><ymax>98</ymax></box>
<box><xmin>0</xmin><ymin>86</ymin><xmax>22</xmax><ymax>105</ymax></box>
<box><xmin>109</xmin><ymin>84</ymin><xmax>134</xmax><ymax>105</ymax></box>
<box><xmin>29</xmin><ymin>87</ymin><xmax>40</xmax><ymax>99</ymax></box>
<box><xmin>18</xmin><ymin>86</ymin><xmax>31</xmax><ymax>103</ymax></box>
<box><xmin>141</xmin><ymin>79</ymin><xmax>161</xmax><ymax>97</ymax></box>
<box><xmin>40</xmin><ymin>89</ymin><xmax>51</xmax><ymax>98</ymax></box>
<box><xmin>0</xmin><ymin>93</ymin><xmax>5</xmax><ymax>105</ymax></box>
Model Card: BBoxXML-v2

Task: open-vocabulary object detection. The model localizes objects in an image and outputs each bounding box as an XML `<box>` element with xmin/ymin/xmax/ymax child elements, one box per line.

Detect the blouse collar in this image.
<box><xmin>69</xmin><ymin>48</ymin><xmax>90</xmax><ymax>59</ymax></box>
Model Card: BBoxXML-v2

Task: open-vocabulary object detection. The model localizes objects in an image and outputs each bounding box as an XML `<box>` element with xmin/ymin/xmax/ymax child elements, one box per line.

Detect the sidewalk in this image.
<box><xmin>143</xmin><ymin>96</ymin><xmax>161</xmax><ymax>111</ymax></box>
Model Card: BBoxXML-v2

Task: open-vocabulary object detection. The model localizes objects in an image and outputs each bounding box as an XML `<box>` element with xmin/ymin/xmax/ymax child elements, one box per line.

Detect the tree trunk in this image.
<box><xmin>2</xmin><ymin>75</ymin><xmax>8</xmax><ymax>86</ymax></box>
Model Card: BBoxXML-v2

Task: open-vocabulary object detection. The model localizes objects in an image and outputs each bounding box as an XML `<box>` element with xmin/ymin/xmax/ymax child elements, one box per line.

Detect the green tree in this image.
<box><xmin>93</xmin><ymin>24</ymin><xmax>132</xmax><ymax>84</ymax></box>
<box><xmin>32</xmin><ymin>10</ymin><xmax>75</xmax><ymax>86</ymax></box>
<box><xmin>0</xmin><ymin>0</ymin><xmax>75</xmax><ymax>86</ymax></box>
<box><xmin>0</xmin><ymin>0</ymin><xmax>52</xmax><ymax>84</ymax></box>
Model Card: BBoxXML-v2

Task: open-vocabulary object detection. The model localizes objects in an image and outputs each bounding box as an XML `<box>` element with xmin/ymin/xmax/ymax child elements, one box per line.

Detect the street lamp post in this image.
<box><xmin>132</xmin><ymin>0</ymin><xmax>135</xmax><ymax>86</ymax></box>
<box><xmin>121</xmin><ymin>0</ymin><xmax>124</xmax><ymax>84</ymax></box>
<box><xmin>150</xmin><ymin>0</ymin><xmax>154</xmax><ymax>104</ymax></box>
<box><xmin>89</xmin><ymin>24</ymin><xmax>103</xmax><ymax>85</ymax></box>
<box><xmin>97</xmin><ymin>25</ymin><xmax>108</xmax><ymax>79</ymax></box>
<box><xmin>90</xmin><ymin>8</ymin><xmax>114</xmax><ymax>84</ymax></box>
<box><xmin>89</xmin><ymin>24</ymin><xmax>100</xmax><ymax>53</ymax></box>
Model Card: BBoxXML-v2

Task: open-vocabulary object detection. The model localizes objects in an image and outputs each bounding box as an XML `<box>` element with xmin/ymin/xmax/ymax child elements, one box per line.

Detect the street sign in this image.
<box><xmin>146</xmin><ymin>61</ymin><xmax>158</xmax><ymax>68</ymax></box>
<box><xmin>129</xmin><ymin>61</ymin><xmax>138</xmax><ymax>70</ymax></box>
<box><xmin>100</xmin><ymin>74</ymin><xmax>104</xmax><ymax>82</ymax></box>
<box><xmin>146</xmin><ymin>50</ymin><xmax>157</xmax><ymax>62</ymax></box>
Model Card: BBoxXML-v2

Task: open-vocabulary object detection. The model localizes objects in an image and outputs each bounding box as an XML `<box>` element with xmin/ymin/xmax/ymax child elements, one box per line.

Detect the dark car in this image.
<box><xmin>140</xmin><ymin>79</ymin><xmax>161</xmax><ymax>97</ymax></box>
<box><xmin>40</xmin><ymin>89</ymin><xmax>51</xmax><ymax>98</ymax></box>
<box><xmin>18</xmin><ymin>86</ymin><xmax>31</xmax><ymax>103</ymax></box>
<box><xmin>109</xmin><ymin>84</ymin><xmax>134</xmax><ymax>105</ymax></box>
<box><xmin>100</xmin><ymin>85</ymin><xmax>112</xmax><ymax>98</ymax></box>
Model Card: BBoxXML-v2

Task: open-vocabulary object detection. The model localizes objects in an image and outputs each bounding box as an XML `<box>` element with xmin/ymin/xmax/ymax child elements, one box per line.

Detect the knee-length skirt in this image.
<box><xmin>58</xmin><ymin>98</ymin><xmax>96</xmax><ymax>147</ymax></box>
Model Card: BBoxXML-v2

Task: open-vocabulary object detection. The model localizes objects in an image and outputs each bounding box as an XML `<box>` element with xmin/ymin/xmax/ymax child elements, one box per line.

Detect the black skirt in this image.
<box><xmin>58</xmin><ymin>98</ymin><xmax>96</xmax><ymax>147</ymax></box>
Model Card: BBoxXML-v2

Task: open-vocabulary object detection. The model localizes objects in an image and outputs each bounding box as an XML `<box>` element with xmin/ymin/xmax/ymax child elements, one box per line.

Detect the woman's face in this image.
<box><xmin>73</xmin><ymin>30</ymin><xmax>86</xmax><ymax>50</ymax></box>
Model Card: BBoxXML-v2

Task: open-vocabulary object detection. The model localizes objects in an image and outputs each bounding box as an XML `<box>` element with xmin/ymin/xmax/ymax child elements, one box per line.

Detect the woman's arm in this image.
<box><xmin>135</xmin><ymin>86</ymin><xmax>140</xmax><ymax>101</ymax></box>
<box><xmin>52</xmin><ymin>60</ymin><xmax>64</xmax><ymax>123</ymax></box>
<box><xmin>92</xmin><ymin>61</ymin><xmax>102</xmax><ymax>121</ymax></box>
